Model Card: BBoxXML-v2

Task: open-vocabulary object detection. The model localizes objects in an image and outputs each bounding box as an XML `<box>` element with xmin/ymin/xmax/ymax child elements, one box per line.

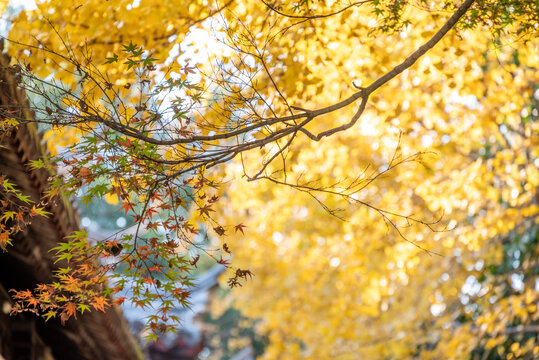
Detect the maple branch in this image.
<box><xmin>1</xmin><ymin>0</ymin><xmax>479</xmax><ymax>229</ymax></box>
<box><xmin>2</xmin><ymin>0</ymin><xmax>475</xmax><ymax>185</ymax></box>
<box><xmin>110</xmin><ymin>0</ymin><xmax>476</xmax><ymax>147</ymax></box>
<box><xmin>2</xmin><ymin>0</ymin><xmax>473</xmax><ymax>185</ymax></box>
<box><xmin>259</xmin><ymin>0</ymin><xmax>372</xmax><ymax>20</ymax></box>
<box><xmin>366</xmin><ymin>0</ymin><xmax>475</xmax><ymax>92</ymax></box>
<box><xmin>291</xmin><ymin>0</ymin><xmax>476</xmax><ymax>141</ymax></box>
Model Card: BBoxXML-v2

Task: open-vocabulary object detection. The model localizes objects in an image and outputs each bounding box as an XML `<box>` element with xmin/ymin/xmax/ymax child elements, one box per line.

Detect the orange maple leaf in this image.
<box><xmin>65</xmin><ymin>302</ymin><xmax>77</xmax><ymax>319</ymax></box>
<box><xmin>27</xmin><ymin>296</ymin><xmax>40</xmax><ymax>308</ymax></box>
<box><xmin>143</xmin><ymin>277</ymin><xmax>156</xmax><ymax>285</ymax></box>
<box><xmin>113</xmin><ymin>297</ymin><xmax>126</xmax><ymax>306</ymax></box>
<box><xmin>0</xmin><ymin>231</ymin><xmax>10</xmax><ymax>247</ymax></box>
<box><xmin>91</xmin><ymin>296</ymin><xmax>109</xmax><ymax>312</ymax></box>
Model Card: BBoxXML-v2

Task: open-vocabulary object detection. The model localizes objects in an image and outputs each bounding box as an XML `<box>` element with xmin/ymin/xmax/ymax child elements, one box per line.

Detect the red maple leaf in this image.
<box><xmin>119</xmin><ymin>201</ymin><xmax>134</xmax><ymax>215</ymax></box>
<box><xmin>144</xmin><ymin>207</ymin><xmax>158</xmax><ymax>220</ymax></box>
<box><xmin>234</xmin><ymin>224</ymin><xmax>247</xmax><ymax>234</ymax></box>
<box><xmin>214</xmin><ymin>226</ymin><xmax>226</xmax><ymax>236</ymax></box>
<box><xmin>190</xmin><ymin>255</ymin><xmax>200</xmax><ymax>267</ymax></box>
<box><xmin>118</xmin><ymin>138</ymin><xmax>132</xmax><ymax>147</ymax></box>
<box><xmin>198</xmin><ymin>204</ymin><xmax>215</xmax><ymax>216</ymax></box>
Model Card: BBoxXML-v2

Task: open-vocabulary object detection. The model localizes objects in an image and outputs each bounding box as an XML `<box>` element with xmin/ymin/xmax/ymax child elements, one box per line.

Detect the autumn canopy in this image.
<box><xmin>0</xmin><ymin>0</ymin><xmax>538</xmax><ymax>358</ymax></box>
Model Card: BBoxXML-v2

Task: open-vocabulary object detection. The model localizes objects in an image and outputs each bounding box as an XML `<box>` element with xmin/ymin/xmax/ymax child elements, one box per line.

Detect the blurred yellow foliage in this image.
<box><xmin>210</xmin><ymin>2</ymin><xmax>539</xmax><ymax>359</ymax></box>
<box><xmin>5</xmin><ymin>0</ymin><xmax>539</xmax><ymax>358</ymax></box>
